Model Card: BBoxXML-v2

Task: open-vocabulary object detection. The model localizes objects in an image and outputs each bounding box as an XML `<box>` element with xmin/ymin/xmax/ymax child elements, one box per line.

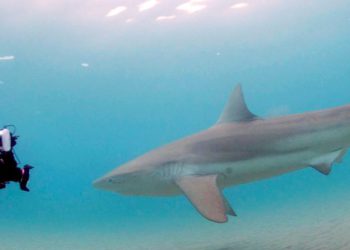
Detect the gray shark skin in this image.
<box><xmin>93</xmin><ymin>85</ymin><xmax>350</xmax><ymax>223</ymax></box>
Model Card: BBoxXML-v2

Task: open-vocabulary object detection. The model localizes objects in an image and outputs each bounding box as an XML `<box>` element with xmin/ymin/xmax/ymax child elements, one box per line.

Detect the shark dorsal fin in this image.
<box><xmin>217</xmin><ymin>84</ymin><xmax>259</xmax><ymax>124</ymax></box>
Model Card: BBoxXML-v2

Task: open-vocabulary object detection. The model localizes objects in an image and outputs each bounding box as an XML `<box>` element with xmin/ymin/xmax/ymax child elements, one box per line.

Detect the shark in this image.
<box><xmin>93</xmin><ymin>84</ymin><xmax>349</xmax><ymax>223</ymax></box>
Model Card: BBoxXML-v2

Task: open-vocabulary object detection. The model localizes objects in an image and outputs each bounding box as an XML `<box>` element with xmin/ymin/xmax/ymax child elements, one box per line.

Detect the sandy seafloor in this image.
<box><xmin>2</xmin><ymin>184</ymin><xmax>350</xmax><ymax>250</ymax></box>
<box><xmin>2</xmin><ymin>206</ymin><xmax>350</xmax><ymax>250</ymax></box>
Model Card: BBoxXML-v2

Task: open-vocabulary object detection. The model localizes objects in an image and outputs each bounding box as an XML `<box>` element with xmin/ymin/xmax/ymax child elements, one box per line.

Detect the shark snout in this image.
<box><xmin>93</xmin><ymin>174</ymin><xmax>127</xmax><ymax>191</ymax></box>
<box><xmin>92</xmin><ymin>176</ymin><xmax>109</xmax><ymax>190</ymax></box>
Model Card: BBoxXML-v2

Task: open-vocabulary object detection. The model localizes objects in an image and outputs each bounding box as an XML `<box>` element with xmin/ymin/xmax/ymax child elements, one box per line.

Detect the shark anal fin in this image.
<box><xmin>310</xmin><ymin>149</ymin><xmax>347</xmax><ymax>176</ymax></box>
<box><xmin>175</xmin><ymin>175</ymin><xmax>228</xmax><ymax>223</ymax></box>
<box><xmin>312</xmin><ymin>164</ymin><xmax>332</xmax><ymax>175</ymax></box>
<box><xmin>336</xmin><ymin>149</ymin><xmax>347</xmax><ymax>163</ymax></box>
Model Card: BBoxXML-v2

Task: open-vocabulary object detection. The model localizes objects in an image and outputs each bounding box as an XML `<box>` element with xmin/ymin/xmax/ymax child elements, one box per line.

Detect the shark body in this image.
<box><xmin>93</xmin><ymin>85</ymin><xmax>349</xmax><ymax>223</ymax></box>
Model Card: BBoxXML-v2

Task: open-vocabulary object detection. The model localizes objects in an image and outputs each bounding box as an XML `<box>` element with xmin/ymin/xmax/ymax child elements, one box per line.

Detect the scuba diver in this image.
<box><xmin>0</xmin><ymin>127</ymin><xmax>33</xmax><ymax>191</ymax></box>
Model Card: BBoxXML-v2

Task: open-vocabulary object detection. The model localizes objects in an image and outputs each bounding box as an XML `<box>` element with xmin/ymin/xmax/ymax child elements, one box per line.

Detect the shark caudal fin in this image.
<box><xmin>217</xmin><ymin>84</ymin><xmax>260</xmax><ymax>124</ymax></box>
<box><xmin>175</xmin><ymin>175</ymin><xmax>236</xmax><ymax>223</ymax></box>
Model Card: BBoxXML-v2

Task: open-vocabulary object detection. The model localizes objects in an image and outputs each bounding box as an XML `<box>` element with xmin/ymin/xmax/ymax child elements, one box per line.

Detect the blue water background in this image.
<box><xmin>1</xmin><ymin>0</ymin><xmax>350</xmax><ymax>248</ymax></box>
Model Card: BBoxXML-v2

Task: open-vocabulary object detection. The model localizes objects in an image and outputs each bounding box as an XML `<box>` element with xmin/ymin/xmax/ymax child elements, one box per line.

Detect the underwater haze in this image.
<box><xmin>1</xmin><ymin>0</ymin><xmax>350</xmax><ymax>249</ymax></box>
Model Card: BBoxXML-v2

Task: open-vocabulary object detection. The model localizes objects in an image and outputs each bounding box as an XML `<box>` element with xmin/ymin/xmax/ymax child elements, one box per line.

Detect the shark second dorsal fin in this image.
<box><xmin>217</xmin><ymin>84</ymin><xmax>259</xmax><ymax>124</ymax></box>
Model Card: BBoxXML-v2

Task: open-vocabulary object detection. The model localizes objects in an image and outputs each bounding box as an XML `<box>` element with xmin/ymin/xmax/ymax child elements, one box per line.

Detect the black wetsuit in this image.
<box><xmin>0</xmin><ymin>150</ymin><xmax>32</xmax><ymax>191</ymax></box>
<box><xmin>0</xmin><ymin>131</ymin><xmax>32</xmax><ymax>191</ymax></box>
<box><xmin>0</xmin><ymin>151</ymin><xmax>23</xmax><ymax>187</ymax></box>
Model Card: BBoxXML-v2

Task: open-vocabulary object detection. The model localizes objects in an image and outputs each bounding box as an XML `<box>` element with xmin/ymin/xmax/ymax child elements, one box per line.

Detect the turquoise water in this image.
<box><xmin>1</xmin><ymin>1</ymin><xmax>350</xmax><ymax>249</ymax></box>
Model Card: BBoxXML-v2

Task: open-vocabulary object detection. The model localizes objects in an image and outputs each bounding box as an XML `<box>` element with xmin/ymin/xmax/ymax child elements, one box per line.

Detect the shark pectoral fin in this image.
<box><xmin>175</xmin><ymin>175</ymin><xmax>228</xmax><ymax>223</ymax></box>
<box><xmin>223</xmin><ymin>197</ymin><xmax>237</xmax><ymax>217</ymax></box>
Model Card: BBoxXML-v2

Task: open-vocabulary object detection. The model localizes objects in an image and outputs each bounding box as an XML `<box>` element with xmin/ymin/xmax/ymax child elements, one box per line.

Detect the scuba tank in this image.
<box><xmin>0</xmin><ymin>129</ymin><xmax>12</xmax><ymax>152</ymax></box>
